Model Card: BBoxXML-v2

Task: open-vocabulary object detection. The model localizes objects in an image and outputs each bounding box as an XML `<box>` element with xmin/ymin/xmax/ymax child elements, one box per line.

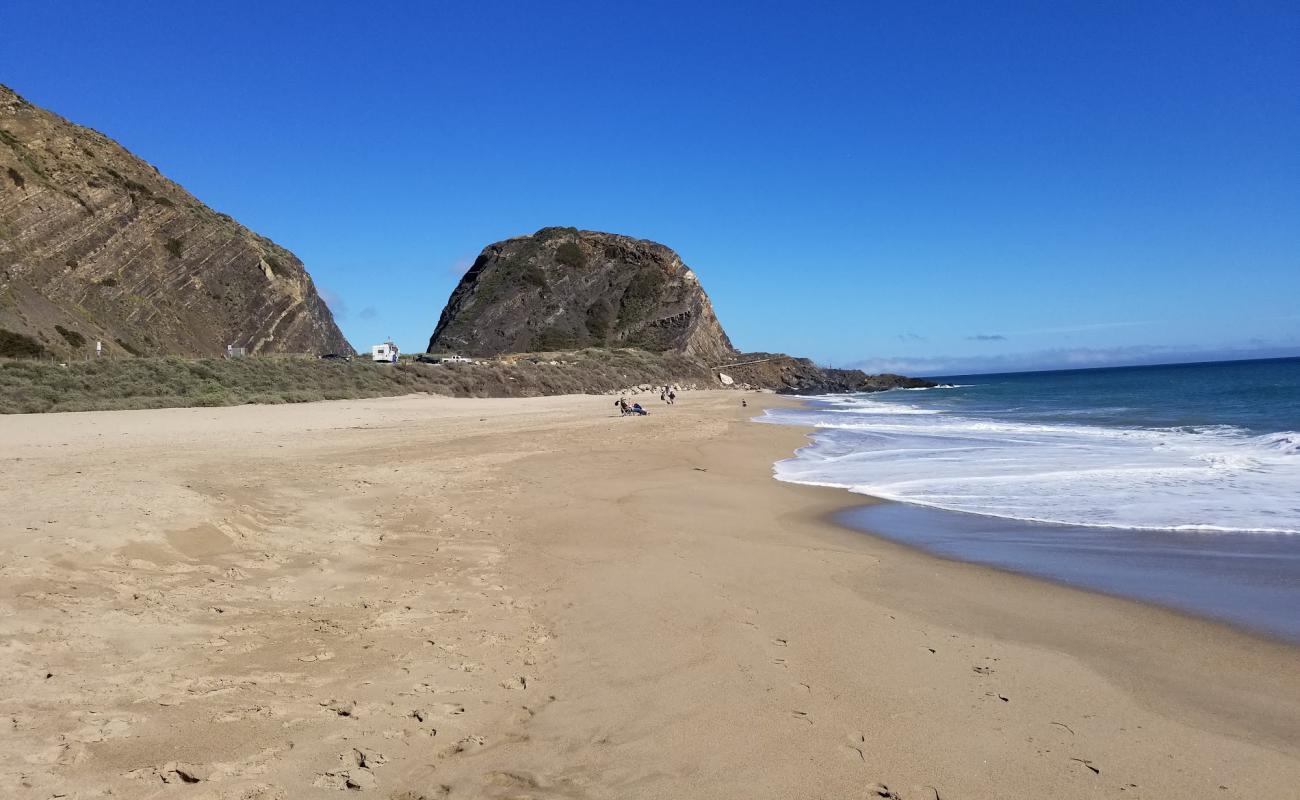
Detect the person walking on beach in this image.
<box><xmin>667</xmin><ymin>388</ymin><xmax>676</xmax><ymax>404</ymax></box>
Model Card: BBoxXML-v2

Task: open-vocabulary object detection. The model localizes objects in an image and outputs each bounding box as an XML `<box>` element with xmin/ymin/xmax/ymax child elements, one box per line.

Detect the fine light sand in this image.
<box><xmin>1</xmin><ymin>391</ymin><xmax>1297</xmax><ymax>799</ymax></box>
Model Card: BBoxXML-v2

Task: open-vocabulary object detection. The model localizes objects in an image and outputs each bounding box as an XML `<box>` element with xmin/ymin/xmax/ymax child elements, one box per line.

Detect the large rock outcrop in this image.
<box><xmin>0</xmin><ymin>84</ymin><xmax>351</xmax><ymax>358</ymax></box>
<box><xmin>428</xmin><ymin>228</ymin><xmax>736</xmax><ymax>365</ymax></box>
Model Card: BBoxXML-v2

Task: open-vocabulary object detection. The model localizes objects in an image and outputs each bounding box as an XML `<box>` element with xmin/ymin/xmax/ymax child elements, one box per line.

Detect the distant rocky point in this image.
<box><xmin>0</xmin><ymin>84</ymin><xmax>351</xmax><ymax>358</ymax></box>
<box><xmin>716</xmin><ymin>353</ymin><xmax>936</xmax><ymax>395</ymax></box>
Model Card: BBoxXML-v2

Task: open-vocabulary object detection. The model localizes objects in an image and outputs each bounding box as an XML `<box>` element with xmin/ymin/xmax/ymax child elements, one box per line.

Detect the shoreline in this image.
<box><xmin>766</xmin><ymin>395</ymin><xmax>1300</xmax><ymax>646</ymax></box>
<box><xmin>757</xmin><ymin>403</ymin><xmax>1300</xmax><ymax>748</ymax></box>
<box><xmin>830</xmin><ymin>500</ymin><xmax>1300</xmax><ymax>644</ymax></box>
<box><xmin>1</xmin><ymin>391</ymin><xmax>1296</xmax><ymax>798</ymax></box>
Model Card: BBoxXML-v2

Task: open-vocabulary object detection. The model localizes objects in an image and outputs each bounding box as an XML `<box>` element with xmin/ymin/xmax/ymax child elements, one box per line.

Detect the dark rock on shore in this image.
<box><xmin>716</xmin><ymin>352</ymin><xmax>936</xmax><ymax>394</ymax></box>
<box><xmin>0</xmin><ymin>84</ymin><xmax>351</xmax><ymax>358</ymax></box>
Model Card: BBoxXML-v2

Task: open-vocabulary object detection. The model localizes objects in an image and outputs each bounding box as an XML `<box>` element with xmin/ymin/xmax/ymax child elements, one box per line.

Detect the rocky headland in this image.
<box><xmin>429</xmin><ymin>227</ymin><xmax>735</xmax><ymax>366</ymax></box>
<box><xmin>1</xmin><ymin>83</ymin><xmax>930</xmax><ymax>404</ymax></box>
<box><xmin>429</xmin><ymin>227</ymin><xmax>933</xmax><ymax>394</ymax></box>
<box><xmin>0</xmin><ymin>84</ymin><xmax>350</xmax><ymax>359</ymax></box>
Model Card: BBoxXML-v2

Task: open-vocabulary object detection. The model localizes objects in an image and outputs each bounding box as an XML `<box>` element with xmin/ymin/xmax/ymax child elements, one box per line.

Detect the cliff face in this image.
<box><xmin>0</xmin><ymin>85</ymin><xmax>351</xmax><ymax>358</ymax></box>
<box><xmin>428</xmin><ymin>228</ymin><xmax>736</xmax><ymax>365</ymax></box>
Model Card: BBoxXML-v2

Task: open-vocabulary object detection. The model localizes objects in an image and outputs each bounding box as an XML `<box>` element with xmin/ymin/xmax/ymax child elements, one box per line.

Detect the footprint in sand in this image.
<box><xmin>844</xmin><ymin>731</ymin><xmax>867</xmax><ymax>763</ymax></box>
<box><xmin>414</xmin><ymin>703</ymin><xmax>465</xmax><ymax>719</ymax></box>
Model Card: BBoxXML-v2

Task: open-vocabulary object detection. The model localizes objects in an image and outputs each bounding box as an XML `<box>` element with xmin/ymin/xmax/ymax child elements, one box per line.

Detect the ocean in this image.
<box><xmin>759</xmin><ymin>357</ymin><xmax>1300</xmax><ymax>640</ymax></box>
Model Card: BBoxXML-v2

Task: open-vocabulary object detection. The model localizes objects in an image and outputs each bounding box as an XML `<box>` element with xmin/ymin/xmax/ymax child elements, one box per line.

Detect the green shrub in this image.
<box><xmin>618</xmin><ymin>265</ymin><xmax>667</xmax><ymax>328</ymax></box>
<box><xmin>531</xmin><ymin>328</ymin><xmax>580</xmax><ymax>351</ymax></box>
<box><xmin>115</xmin><ymin>338</ymin><xmax>143</xmax><ymax>357</ymax></box>
<box><xmin>164</xmin><ymin>238</ymin><xmax>183</xmax><ymax>259</ymax></box>
<box><xmin>522</xmin><ymin>263</ymin><xmax>547</xmax><ymax>289</ymax></box>
<box><xmin>54</xmin><ymin>325</ymin><xmax>87</xmax><ymax>348</ymax></box>
<box><xmin>264</xmin><ymin>254</ymin><xmax>289</xmax><ymax>277</ymax></box>
<box><xmin>534</xmin><ymin>226</ymin><xmax>579</xmax><ymax>241</ymax></box>
<box><xmin>555</xmin><ymin>241</ymin><xmax>586</xmax><ymax>268</ymax></box>
<box><xmin>0</xmin><ymin>129</ymin><xmax>46</xmax><ymax>178</ymax></box>
<box><xmin>0</xmin><ymin>329</ymin><xmax>44</xmax><ymax>358</ymax></box>
<box><xmin>104</xmin><ymin>168</ymin><xmax>153</xmax><ymax>196</ymax></box>
<box><xmin>585</xmin><ymin>301</ymin><xmax>615</xmax><ymax>340</ymax></box>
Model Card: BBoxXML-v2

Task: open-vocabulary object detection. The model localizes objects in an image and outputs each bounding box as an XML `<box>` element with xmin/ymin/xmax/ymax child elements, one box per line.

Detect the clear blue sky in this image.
<box><xmin>3</xmin><ymin>1</ymin><xmax>1297</xmax><ymax>374</ymax></box>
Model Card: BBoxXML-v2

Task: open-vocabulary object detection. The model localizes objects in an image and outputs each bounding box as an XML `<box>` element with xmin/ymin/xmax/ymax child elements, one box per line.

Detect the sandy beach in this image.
<box><xmin>1</xmin><ymin>390</ymin><xmax>1297</xmax><ymax>799</ymax></box>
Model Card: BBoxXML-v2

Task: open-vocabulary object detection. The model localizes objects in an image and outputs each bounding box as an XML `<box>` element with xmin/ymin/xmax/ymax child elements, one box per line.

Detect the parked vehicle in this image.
<box><xmin>371</xmin><ymin>341</ymin><xmax>399</xmax><ymax>363</ymax></box>
<box><xmin>319</xmin><ymin>353</ymin><xmax>352</xmax><ymax>361</ymax></box>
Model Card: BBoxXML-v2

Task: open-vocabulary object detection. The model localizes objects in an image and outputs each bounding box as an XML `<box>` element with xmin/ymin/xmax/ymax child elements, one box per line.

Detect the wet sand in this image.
<box><xmin>839</xmin><ymin>503</ymin><xmax>1300</xmax><ymax>642</ymax></box>
<box><xmin>1</xmin><ymin>391</ymin><xmax>1297</xmax><ymax>799</ymax></box>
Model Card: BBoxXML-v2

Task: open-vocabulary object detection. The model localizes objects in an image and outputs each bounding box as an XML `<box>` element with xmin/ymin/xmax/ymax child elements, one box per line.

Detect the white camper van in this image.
<box><xmin>371</xmin><ymin>341</ymin><xmax>399</xmax><ymax>363</ymax></box>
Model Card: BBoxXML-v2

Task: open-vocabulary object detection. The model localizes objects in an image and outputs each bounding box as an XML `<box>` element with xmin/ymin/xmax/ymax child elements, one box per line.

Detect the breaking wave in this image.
<box><xmin>760</xmin><ymin>397</ymin><xmax>1300</xmax><ymax>534</ymax></box>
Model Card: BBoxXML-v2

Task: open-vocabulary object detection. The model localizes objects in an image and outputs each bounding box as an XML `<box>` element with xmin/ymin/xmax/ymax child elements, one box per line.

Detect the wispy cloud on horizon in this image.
<box><xmin>895</xmin><ymin>332</ymin><xmax>928</xmax><ymax>342</ymax></box>
<box><xmin>966</xmin><ymin>334</ymin><xmax>1007</xmax><ymax>341</ymax></box>
<box><xmin>848</xmin><ymin>341</ymin><xmax>1300</xmax><ymax>377</ymax></box>
<box><xmin>1001</xmin><ymin>320</ymin><xmax>1154</xmax><ymax>336</ymax></box>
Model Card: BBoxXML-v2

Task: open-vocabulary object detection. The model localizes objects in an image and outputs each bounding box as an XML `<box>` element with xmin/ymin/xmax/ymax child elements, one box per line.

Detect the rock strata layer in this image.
<box><xmin>0</xmin><ymin>84</ymin><xmax>351</xmax><ymax>358</ymax></box>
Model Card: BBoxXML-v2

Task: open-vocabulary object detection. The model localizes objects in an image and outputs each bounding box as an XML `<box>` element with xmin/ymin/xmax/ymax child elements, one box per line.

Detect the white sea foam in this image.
<box><xmin>759</xmin><ymin>398</ymin><xmax>1300</xmax><ymax>534</ymax></box>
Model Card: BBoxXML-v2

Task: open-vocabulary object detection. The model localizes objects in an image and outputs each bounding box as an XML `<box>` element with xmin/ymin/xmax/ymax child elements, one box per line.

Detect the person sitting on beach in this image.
<box><xmin>630</xmin><ymin>402</ymin><xmax>648</xmax><ymax>415</ymax></box>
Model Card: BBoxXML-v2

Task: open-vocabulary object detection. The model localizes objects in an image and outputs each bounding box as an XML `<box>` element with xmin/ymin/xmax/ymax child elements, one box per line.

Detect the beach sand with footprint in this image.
<box><xmin>1</xmin><ymin>392</ymin><xmax>1297</xmax><ymax>798</ymax></box>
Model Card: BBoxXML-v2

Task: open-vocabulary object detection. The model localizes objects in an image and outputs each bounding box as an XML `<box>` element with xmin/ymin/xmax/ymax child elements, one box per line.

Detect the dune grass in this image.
<box><xmin>0</xmin><ymin>349</ymin><xmax>718</xmax><ymax>414</ymax></box>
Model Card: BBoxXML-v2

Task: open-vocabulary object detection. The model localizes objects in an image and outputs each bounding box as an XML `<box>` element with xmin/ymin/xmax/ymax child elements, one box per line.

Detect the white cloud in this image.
<box><xmin>1000</xmin><ymin>320</ymin><xmax>1153</xmax><ymax>336</ymax></box>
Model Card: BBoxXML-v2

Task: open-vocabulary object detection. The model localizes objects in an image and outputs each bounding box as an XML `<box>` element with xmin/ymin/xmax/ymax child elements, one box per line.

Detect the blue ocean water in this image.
<box><xmin>758</xmin><ymin>357</ymin><xmax>1300</xmax><ymax>639</ymax></box>
<box><xmin>762</xmin><ymin>357</ymin><xmax>1300</xmax><ymax>534</ymax></box>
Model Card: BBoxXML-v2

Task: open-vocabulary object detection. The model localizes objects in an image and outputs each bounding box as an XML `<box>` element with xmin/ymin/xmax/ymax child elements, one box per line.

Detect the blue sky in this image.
<box><xmin>3</xmin><ymin>1</ymin><xmax>1297</xmax><ymax>374</ymax></box>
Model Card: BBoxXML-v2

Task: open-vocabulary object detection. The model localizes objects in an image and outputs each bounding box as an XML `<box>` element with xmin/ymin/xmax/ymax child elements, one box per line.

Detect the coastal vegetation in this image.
<box><xmin>0</xmin><ymin>329</ymin><xmax>45</xmax><ymax>359</ymax></box>
<box><xmin>0</xmin><ymin>348</ymin><xmax>719</xmax><ymax>414</ymax></box>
